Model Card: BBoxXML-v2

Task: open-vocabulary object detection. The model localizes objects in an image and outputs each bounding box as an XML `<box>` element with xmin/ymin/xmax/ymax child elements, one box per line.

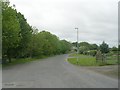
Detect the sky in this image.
<box><xmin>9</xmin><ymin>0</ymin><xmax>119</xmax><ymax>47</ymax></box>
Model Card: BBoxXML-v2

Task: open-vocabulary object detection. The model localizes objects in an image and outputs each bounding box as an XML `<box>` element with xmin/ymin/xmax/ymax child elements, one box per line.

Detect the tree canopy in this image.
<box><xmin>99</xmin><ymin>41</ymin><xmax>109</xmax><ymax>54</ymax></box>
<box><xmin>2</xmin><ymin>2</ymin><xmax>72</xmax><ymax>64</ymax></box>
<box><xmin>2</xmin><ymin>2</ymin><xmax>21</xmax><ymax>62</ymax></box>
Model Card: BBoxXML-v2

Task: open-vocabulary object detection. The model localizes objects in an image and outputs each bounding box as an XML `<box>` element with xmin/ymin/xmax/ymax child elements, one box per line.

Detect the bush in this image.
<box><xmin>88</xmin><ymin>50</ymin><xmax>97</xmax><ymax>56</ymax></box>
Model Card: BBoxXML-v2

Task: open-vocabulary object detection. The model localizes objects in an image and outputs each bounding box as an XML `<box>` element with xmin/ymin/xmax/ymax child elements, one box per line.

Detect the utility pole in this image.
<box><xmin>75</xmin><ymin>28</ymin><xmax>79</xmax><ymax>64</ymax></box>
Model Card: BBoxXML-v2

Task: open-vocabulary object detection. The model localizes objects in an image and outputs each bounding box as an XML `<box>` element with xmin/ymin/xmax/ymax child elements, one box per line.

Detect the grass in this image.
<box><xmin>68</xmin><ymin>54</ymin><xmax>118</xmax><ymax>66</ymax></box>
<box><xmin>2</xmin><ymin>54</ymin><xmax>59</xmax><ymax>67</ymax></box>
<box><xmin>2</xmin><ymin>55</ymin><xmax>51</xmax><ymax>67</ymax></box>
<box><xmin>2</xmin><ymin>58</ymin><xmax>36</xmax><ymax>67</ymax></box>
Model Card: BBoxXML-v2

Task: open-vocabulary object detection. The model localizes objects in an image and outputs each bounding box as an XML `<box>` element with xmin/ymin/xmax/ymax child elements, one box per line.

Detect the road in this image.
<box><xmin>2</xmin><ymin>54</ymin><xmax>118</xmax><ymax>88</ymax></box>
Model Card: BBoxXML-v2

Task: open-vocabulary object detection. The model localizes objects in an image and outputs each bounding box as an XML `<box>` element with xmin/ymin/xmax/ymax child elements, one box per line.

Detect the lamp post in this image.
<box><xmin>75</xmin><ymin>28</ymin><xmax>79</xmax><ymax>64</ymax></box>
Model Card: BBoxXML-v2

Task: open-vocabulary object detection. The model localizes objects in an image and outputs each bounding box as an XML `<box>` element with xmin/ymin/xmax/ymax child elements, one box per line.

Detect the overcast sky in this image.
<box><xmin>9</xmin><ymin>0</ymin><xmax>119</xmax><ymax>47</ymax></box>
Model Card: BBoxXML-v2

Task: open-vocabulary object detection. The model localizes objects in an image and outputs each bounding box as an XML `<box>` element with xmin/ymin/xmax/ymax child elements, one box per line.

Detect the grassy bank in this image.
<box><xmin>68</xmin><ymin>54</ymin><xmax>118</xmax><ymax>66</ymax></box>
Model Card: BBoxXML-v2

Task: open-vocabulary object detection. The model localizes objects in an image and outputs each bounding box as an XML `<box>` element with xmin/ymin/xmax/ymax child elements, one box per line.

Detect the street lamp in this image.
<box><xmin>75</xmin><ymin>28</ymin><xmax>79</xmax><ymax>64</ymax></box>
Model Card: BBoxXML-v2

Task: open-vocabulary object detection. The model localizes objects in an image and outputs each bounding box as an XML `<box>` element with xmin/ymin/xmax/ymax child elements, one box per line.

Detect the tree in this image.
<box><xmin>78</xmin><ymin>42</ymin><xmax>98</xmax><ymax>55</ymax></box>
<box><xmin>90</xmin><ymin>44</ymin><xmax>98</xmax><ymax>50</ymax></box>
<box><xmin>15</xmin><ymin>12</ymin><xmax>33</xmax><ymax>58</ymax></box>
<box><xmin>79</xmin><ymin>42</ymin><xmax>90</xmax><ymax>47</ymax></box>
<box><xmin>38</xmin><ymin>31</ymin><xmax>57</xmax><ymax>56</ymax></box>
<box><xmin>2</xmin><ymin>2</ymin><xmax>21</xmax><ymax>63</ymax></box>
<box><xmin>27</xmin><ymin>31</ymin><xmax>72</xmax><ymax>57</ymax></box>
<box><xmin>99</xmin><ymin>41</ymin><xmax>109</xmax><ymax>54</ymax></box>
<box><xmin>87</xmin><ymin>50</ymin><xmax>97</xmax><ymax>56</ymax></box>
<box><xmin>60</xmin><ymin>40</ymin><xmax>72</xmax><ymax>54</ymax></box>
<box><xmin>2</xmin><ymin>0</ymin><xmax>72</xmax><ymax>64</ymax></box>
<box><xmin>72</xmin><ymin>42</ymin><xmax>77</xmax><ymax>47</ymax></box>
<box><xmin>79</xmin><ymin>46</ymin><xmax>89</xmax><ymax>54</ymax></box>
<box><xmin>111</xmin><ymin>46</ymin><xmax>118</xmax><ymax>51</ymax></box>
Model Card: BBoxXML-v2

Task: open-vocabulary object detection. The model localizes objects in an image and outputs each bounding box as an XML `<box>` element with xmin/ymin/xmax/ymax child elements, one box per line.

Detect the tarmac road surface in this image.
<box><xmin>2</xmin><ymin>54</ymin><xmax>118</xmax><ymax>88</ymax></box>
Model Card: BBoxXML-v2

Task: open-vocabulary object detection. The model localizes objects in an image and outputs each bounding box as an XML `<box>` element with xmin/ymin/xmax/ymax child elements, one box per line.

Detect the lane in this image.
<box><xmin>2</xmin><ymin>54</ymin><xmax>118</xmax><ymax>88</ymax></box>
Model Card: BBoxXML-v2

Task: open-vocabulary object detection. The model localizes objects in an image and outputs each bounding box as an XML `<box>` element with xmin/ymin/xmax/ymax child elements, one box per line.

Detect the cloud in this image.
<box><xmin>10</xmin><ymin>0</ymin><xmax>118</xmax><ymax>47</ymax></box>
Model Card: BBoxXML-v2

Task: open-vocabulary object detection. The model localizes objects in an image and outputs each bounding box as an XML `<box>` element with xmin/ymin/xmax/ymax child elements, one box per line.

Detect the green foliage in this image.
<box><xmin>2</xmin><ymin>2</ymin><xmax>72</xmax><ymax>64</ymax></box>
<box><xmin>109</xmin><ymin>47</ymin><xmax>118</xmax><ymax>55</ymax></box>
<box><xmin>90</xmin><ymin>44</ymin><xmax>98</xmax><ymax>50</ymax></box>
<box><xmin>79</xmin><ymin>42</ymin><xmax>90</xmax><ymax>47</ymax></box>
<box><xmin>72</xmin><ymin>42</ymin><xmax>77</xmax><ymax>47</ymax></box>
<box><xmin>87</xmin><ymin>50</ymin><xmax>97</xmax><ymax>56</ymax></box>
<box><xmin>2</xmin><ymin>2</ymin><xmax>21</xmax><ymax>63</ymax></box>
<box><xmin>100</xmin><ymin>41</ymin><xmax>109</xmax><ymax>54</ymax></box>
<box><xmin>60</xmin><ymin>40</ymin><xmax>72</xmax><ymax>54</ymax></box>
<box><xmin>111</xmin><ymin>46</ymin><xmax>118</xmax><ymax>51</ymax></box>
<box><xmin>79</xmin><ymin>42</ymin><xmax>98</xmax><ymax>50</ymax></box>
<box><xmin>15</xmin><ymin>12</ymin><xmax>33</xmax><ymax>58</ymax></box>
<box><xmin>78</xmin><ymin>42</ymin><xmax>98</xmax><ymax>55</ymax></box>
<box><xmin>79</xmin><ymin>46</ymin><xmax>89</xmax><ymax>54</ymax></box>
<box><xmin>29</xmin><ymin>31</ymin><xmax>72</xmax><ymax>57</ymax></box>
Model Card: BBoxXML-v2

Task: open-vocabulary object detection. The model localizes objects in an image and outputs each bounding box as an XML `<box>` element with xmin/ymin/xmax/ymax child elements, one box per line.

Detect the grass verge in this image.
<box><xmin>2</xmin><ymin>55</ymin><xmax>51</xmax><ymax>67</ymax></box>
<box><xmin>68</xmin><ymin>54</ymin><xmax>118</xmax><ymax>66</ymax></box>
<box><xmin>2</xmin><ymin>58</ymin><xmax>36</xmax><ymax>67</ymax></box>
